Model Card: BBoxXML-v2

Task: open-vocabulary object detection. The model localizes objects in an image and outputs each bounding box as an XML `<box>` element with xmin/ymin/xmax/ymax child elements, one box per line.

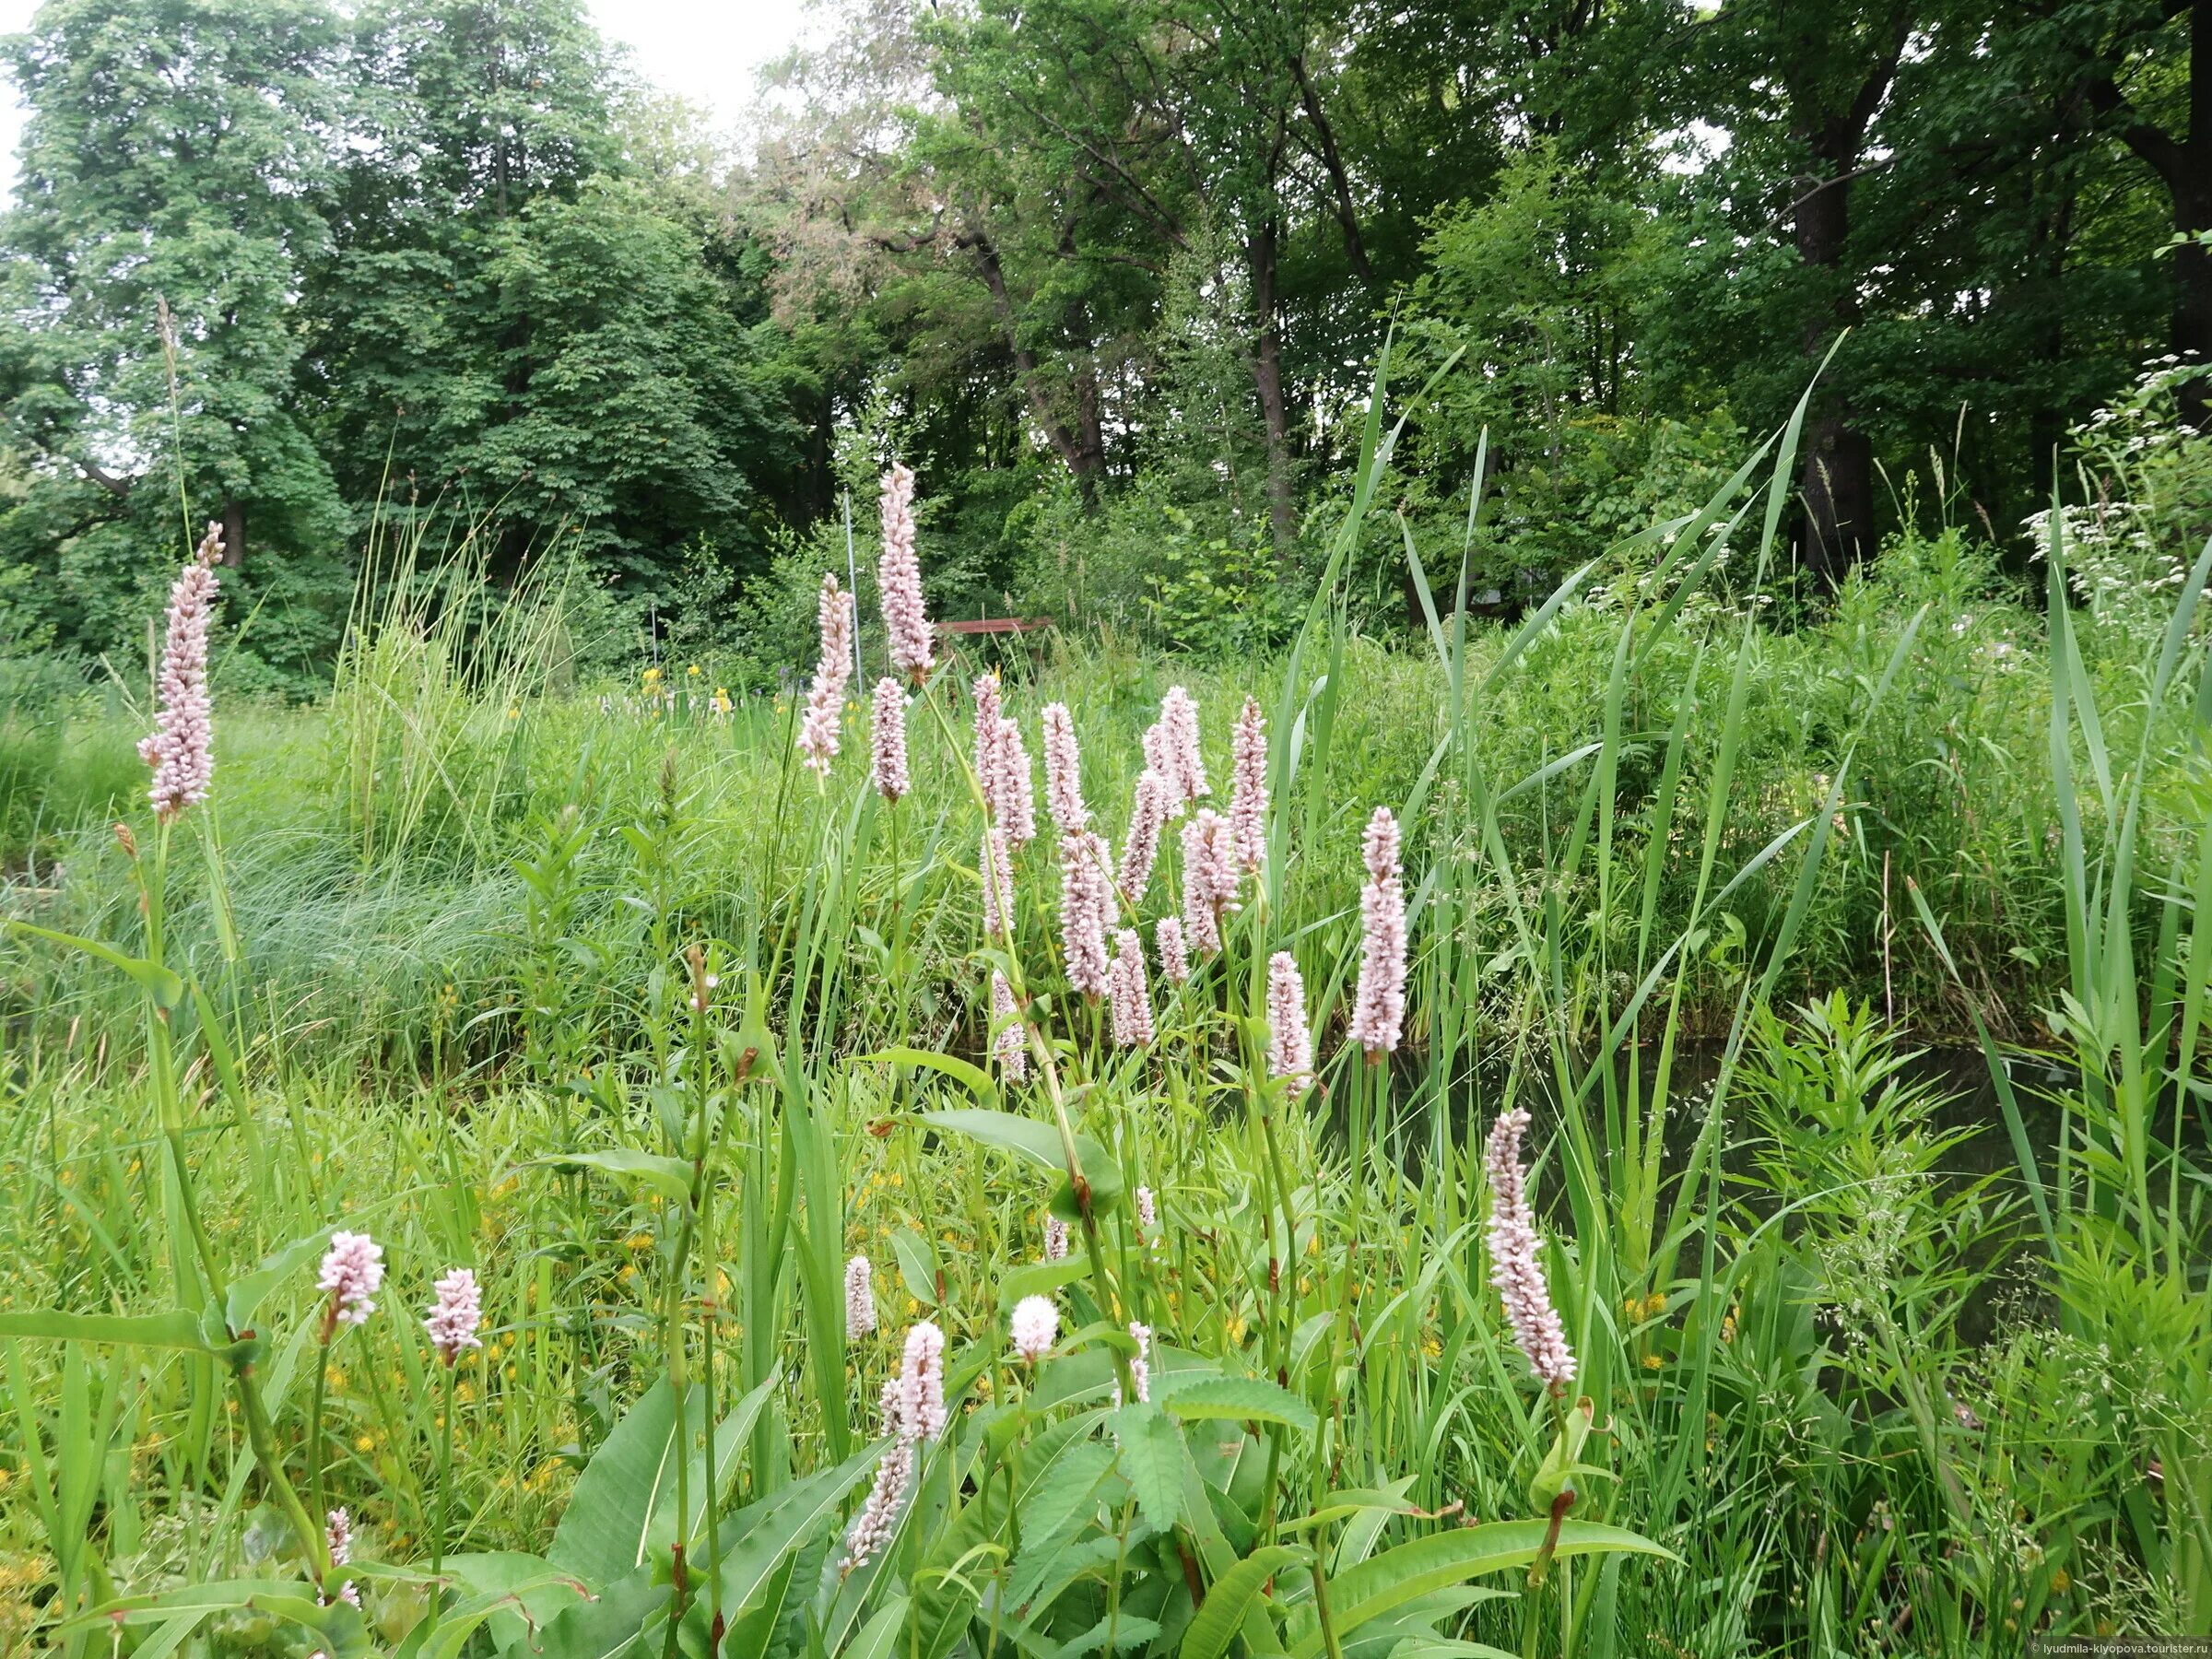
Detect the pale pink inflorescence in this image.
<box><xmin>796</xmin><ymin>572</ymin><xmax>854</xmax><ymax>776</ymax></box>
<box><xmin>1109</xmin><ymin>928</ymin><xmax>1154</xmax><ymax>1047</ymax></box>
<box><xmin>845</xmin><ymin>1254</ymin><xmax>877</xmax><ymax>1341</ymax></box>
<box><xmin>139</xmin><ymin>522</ymin><xmax>224</xmax><ymax>823</ymax></box>
<box><xmin>318</xmin><ymin>1231</ymin><xmax>384</xmax><ymax>1327</ymax></box>
<box><xmin>1059</xmin><ymin>830</ymin><xmax>1113</xmax><ymax>997</ymax></box>
<box><xmin>1180</xmin><ymin>809</ymin><xmax>1237</xmax><ymax>955</ymax></box>
<box><xmin>326</xmin><ymin>1507</ymin><xmax>352</xmax><ymax>1567</ymax></box>
<box><xmin>995</xmin><ymin>716</ymin><xmax>1037</xmax><ymax>843</ymax></box>
<box><xmin>980</xmin><ymin>828</ymin><xmax>1016</xmax><ymax>941</ymax></box>
<box><xmin>1484</xmin><ymin>1109</ymin><xmax>1576</xmax><ymax>1393</ymax></box>
<box><xmin>1125</xmin><ymin>1321</ymin><xmax>1152</xmax><ymax>1405</ymax></box>
<box><xmin>971</xmin><ymin>677</ymin><xmax>1036</xmax><ymax>843</ymax></box>
<box><xmin>1265</xmin><ymin>951</ymin><xmax>1314</xmax><ymax>1097</ymax></box>
<box><xmin>878</xmin><ymin>464</ymin><xmax>933</xmax><ymax>682</ymax></box>
<box><xmin>870</xmin><ymin>678</ymin><xmax>911</xmax><ymax>801</ymax></box>
<box><xmin>424</xmin><ymin>1267</ymin><xmax>483</xmax><ymax>1362</ymax></box>
<box><xmin>898</xmin><ymin>1319</ymin><xmax>948</xmax><ymax>1440</ymax></box>
<box><xmin>1043</xmin><ymin>1215</ymin><xmax>1070</xmax><ymax>1262</ymax></box>
<box><xmin>1117</xmin><ymin>769</ymin><xmax>1172</xmax><ymax>903</ymax></box>
<box><xmin>1041</xmin><ymin>702</ymin><xmax>1088</xmax><ymax>833</ymax></box>
<box><xmin>1347</xmin><ymin>807</ymin><xmax>1408</xmax><ymax>1055</ymax></box>
<box><xmin>991</xmin><ymin>971</ymin><xmax>1027</xmax><ymax>1082</ymax></box>
<box><xmin>1009</xmin><ymin>1295</ymin><xmax>1058</xmax><ymax>1364</ymax></box>
<box><xmin>1155</xmin><ymin>916</ymin><xmax>1190</xmax><ymax>984</ymax></box>
<box><xmin>1145</xmin><ymin>687</ymin><xmax>1209</xmax><ymax>813</ymax></box>
<box><xmin>1135</xmin><ymin>1184</ymin><xmax>1158</xmax><ymax>1231</ymax></box>
<box><xmin>1228</xmin><ymin>697</ymin><xmax>1269</xmax><ymax>876</ymax></box>
<box><xmin>841</xmin><ymin>1378</ymin><xmax>913</xmax><ymax>1572</ymax></box>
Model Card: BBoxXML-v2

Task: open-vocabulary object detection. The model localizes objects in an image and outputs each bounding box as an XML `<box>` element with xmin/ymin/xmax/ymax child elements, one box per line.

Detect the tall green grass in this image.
<box><xmin>0</xmin><ymin>370</ymin><xmax>2206</xmax><ymax>1654</ymax></box>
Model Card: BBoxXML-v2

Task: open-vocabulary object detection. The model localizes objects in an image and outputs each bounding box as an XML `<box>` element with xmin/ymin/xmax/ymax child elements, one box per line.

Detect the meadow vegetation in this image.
<box><xmin>0</xmin><ymin>376</ymin><xmax>2208</xmax><ymax>1657</ymax></box>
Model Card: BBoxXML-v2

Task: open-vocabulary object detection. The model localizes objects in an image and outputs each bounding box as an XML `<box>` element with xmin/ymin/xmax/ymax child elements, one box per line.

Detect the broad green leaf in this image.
<box><xmin>535</xmin><ymin>1565</ymin><xmax>669</xmax><ymax>1659</ymax></box>
<box><xmin>538</xmin><ymin>1150</ymin><xmax>694</xmax><ymax>1206</ymax></box>
<box><xmin>6</xmin><ymin>921</ymin><xmax>183</xmax><ymax>1007</ymax></box>
<box><xmin>549</xmin><ymin>1380</ymin><xmax>690</xmax><ymax>1584</ymax></box>
<box><xmin>1159</xmin><ymin>1376</ymin><xmax>1316</xmax><ymax>1433</ymax></box>
<box><xmin>0</xmin><ymin>1309</ymin><xmax>213</xmax><ymax>1351</ymax></box>
<box><xmin>839</xmin><ymin>1595</ymin><xmax>909</xmax><ymax>1659</ymax></box>
<box><xmin>1006</xmin><ymin>1440</ymin><xmax>1116</xmax><ymax>1611</ymax></box>
<box><xmin>1111</xmin><ymin>1402</ymin><xmax>1184</xmax><ymax>1531</ymax></box>
<box><xmin>697</xmin><ymin>1441</ymin><xmax>883</xmax><ymax>1630</ymax></box>
<box><xmin>919</xmin><ymin>1110</ymin><xmax>1124</xmax><ymax>1218</ymax></box>
<box><xmin>865</xmin><ymin>1046</ymin><xmax>998</xmax><ymax>1104</ymax></box>
<box><xmin>995</xmin><ymin>1253</ymin><xmax>1093</xmax><ymax>1308</ymax></box>
<box><xmin>1180</xmin><ymin>1545</ymin><xmax>1309</xmax><ymax>1659</ymax></box>
<box><xmin>1290</xmin><ymin>1523</ymin><xmax>1677</xmax><ymax>1659</ymax></box>
<box><xmin>223</xmin><ymin>1230</ymin><xmax>335</xmax><ymax>1338</ymax></box>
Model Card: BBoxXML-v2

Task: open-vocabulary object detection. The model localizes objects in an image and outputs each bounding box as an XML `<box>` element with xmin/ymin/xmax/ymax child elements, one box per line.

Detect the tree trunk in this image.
<box><xmin>964</xmin><ymin>226</ymin><xmax>1107</xmax><ymax>506</ymax></box>
<box><xmin>2179</xmin><ymin>0</ymin><xmax>2211</xmax><ymax>429</ymax></box>
<box><xmin>1247</xmin><ymin>219</ymin><xmax>1298</xmax><ymax>554</ymax></box>
<box><xmin>221</xmin><ymin>500</ymin><xmax>244</xmax><ymax>569</ymax></box>
<box><xmin>1793</xmin><ymin>136</ymin><xmax>1877</xmax><ymax>584</ymax></box>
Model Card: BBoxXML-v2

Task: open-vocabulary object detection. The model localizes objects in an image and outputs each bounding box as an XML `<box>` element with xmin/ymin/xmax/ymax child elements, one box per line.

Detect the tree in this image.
<box><xmin>0</xmin><ymin>0</ymin><xmax>348</xmax><ymax>671</ymax></box>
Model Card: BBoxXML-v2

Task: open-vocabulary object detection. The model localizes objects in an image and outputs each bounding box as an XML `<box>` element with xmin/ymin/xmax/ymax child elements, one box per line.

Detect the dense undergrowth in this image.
<box><xmin>0</xmin><ymin>393</ymin><xmax>2207</xmax><ymax>1655</ymax></box>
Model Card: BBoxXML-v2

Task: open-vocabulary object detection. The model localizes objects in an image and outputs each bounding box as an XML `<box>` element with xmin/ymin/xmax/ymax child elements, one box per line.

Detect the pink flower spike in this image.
<box><xmin>326</xmin><ymin>1508</ymin><xmax>353</xmax><ymax>1568</ymax></box>
<box><xmin>845</xmin><ymin>1254</ymin><xmax>877</xmax><ymax>1341</ymax></box>
<box><xmin>870</xmin><ymin>678</ymin><xmax>911</xmax><ymax>801</ymax></box>
<box><xmin>1155</xmin><ymin>916</ymin><xmax>1189</xmax><ymax>985</ymax></box>
<box><xmin>991</xmin><ymin>971</ymin><xmax>1028</xmax><ymax>1082</ymax></box>
<box><xmin>899</xmin><ymin>1321</ymin><xmax>948</xmax><ymax>1440</ymax></box>
<box><xmin>1179</xmin><ymin>809</ymin><xmax>1236</xmax><ymax>955</ymax></box>
<box><xmin>424</xmin><ymin>1266</ymin><xmax>483</xmax><ymax>1363</ymax></box>
<box><xmin>138</xmin><ymin>522</ymin><xmax>223</xmax><ymax>822</ymax></box>
<box><xmin>1484</xmin><ymin>1109</ymin><xmax>1576</xmax><ymax>1392</ymax></box>
<box><xmin>1110</xmin><ymin>928</ymin><xmax>1153</xmax><ymax>1047</ymax></box>
<box><xmin>1010</xmin><ymin>1296</ymin><xmax>1058</xmax><ymax>1364</ymax></box>
<box><xmin>1059</xmin><ymin>830</ymin><xmax>1112</xmax><ymax>997</ymax></box>
<box><xmin>1135</xmin><ymin>1185</ymin><xmax>1158</xmax><ymax>1230</ymax></box>
<box><xmin>1150</xmin><ymin>686</ymin><xmax>1209</xmax><ymax>809</ymax></box>
<box><xmin>317</xmin><ymin>1231</ymin><xmax>384</xmax><ymax>1327</ymax></box>
<box><xmin>980</xmin><ymin>828</ymin><xmax>1015</xmax><ymax>942</ymax></box>
<box><xmin>1126</xmin><ymin>1321</ymin><xmax>1151</xmax><ymax>1405</ymax></box>
<box><xmin>1117</xmin><ymin>770</ymin><xmax>1171</xmax><ymax>903</ymax></box>
<box><xmin>1265</xmin><ymin>951</ymin><xmax>1313</xmax><ymax>1096</ymax></box>
<box><xmin>878</xmin><ymin>464</ymin><xmax>933</xmax><ymax>682</ymax></box>
<box><xmin>796</xmin><ymin>572</ymin><xmax>854</xmax><ymax>776</ymax></box>
<box><xmin>841</xmin><ymin>1379</ymin><xmax>913</xmax><ymax>1572</ymax></box>
<box><xmin>1041</xmin><ymin>702</ymin><xmax>1088</xmax><ymax>833</ymax></box>
<box><xmin>996</xmin><ymin>716</ymin><xmax>1037</xmax><ymax>844</ymax></box>
<box><xmin>1347</xmin><ymin>807</ymin><xmax>1407</xmax><ymax>1055</ymax></box>
<box><xmin>1229</xmin><ymin>697</ymin><xmax>1268</xmax><ymax>875</ymax></box>
<box><xmin>1043</xmin><ymin>1215</ymin><xmax>1069</xmax><ymax>1262</ymax></box>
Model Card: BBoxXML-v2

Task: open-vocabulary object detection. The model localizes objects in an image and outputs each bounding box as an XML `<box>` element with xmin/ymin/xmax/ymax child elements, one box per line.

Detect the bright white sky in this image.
<box><xmin>0</xmin><ymin>0</ymin><xmax>809</xmax><ymax>206</ymax></box>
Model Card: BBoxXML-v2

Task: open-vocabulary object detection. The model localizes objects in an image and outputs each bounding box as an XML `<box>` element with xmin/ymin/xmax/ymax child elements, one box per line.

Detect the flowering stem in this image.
<box><xmin>429</xmin><ymin>1359</ymin><xmax>455</xmax><ymax>1636</ymax></box>
<box><xmin>141</xmin><ymin>828</ymin><xmax>330</xmax><ymax>1581</ymax></box>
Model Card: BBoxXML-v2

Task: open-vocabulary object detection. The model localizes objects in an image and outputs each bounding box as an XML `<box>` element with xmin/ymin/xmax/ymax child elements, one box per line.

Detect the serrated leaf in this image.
<box><xmin>1111</xmin><ymin>1402</ymin><xmax>1184</xmax><ymax>1531</ymax></box>
<box><xmin>1159</xmin><ymin>1376</ymin><xmax>1316</xmax><ymax>1433</ymax></box>
<box><xmin>1179</xmin><ymin>1545</ymin><xmax>1309</xmax><ymax>1659</ymax></box>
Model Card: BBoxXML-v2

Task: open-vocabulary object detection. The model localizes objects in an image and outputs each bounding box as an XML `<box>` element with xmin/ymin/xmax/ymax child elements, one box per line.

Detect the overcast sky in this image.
<box><xmin>0</xmin><ymin>0</ymin><xmax>810</xmax><ymax>206</ymax></box>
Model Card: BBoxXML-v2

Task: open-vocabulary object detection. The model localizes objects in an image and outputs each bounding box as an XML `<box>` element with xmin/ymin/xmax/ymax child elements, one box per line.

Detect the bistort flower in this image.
<box><xmin>139</xmin><ymin>521</ymin><xmax>224</xmax><ymax>822</ymax></box>
<box><xmin>1484</xmin><ymin>1108</ymin><xmax>1576</xmax><ymax>1392</ymax></box>
<box><xmin>424</xmin><ymin>1266</ymin><xmax>483</xmax><ymax>1363</ymax></box>
<box><xmin>878</xmin><ymin>464</ymin><xmax>934</xmax><ymax>681</ymax></box>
